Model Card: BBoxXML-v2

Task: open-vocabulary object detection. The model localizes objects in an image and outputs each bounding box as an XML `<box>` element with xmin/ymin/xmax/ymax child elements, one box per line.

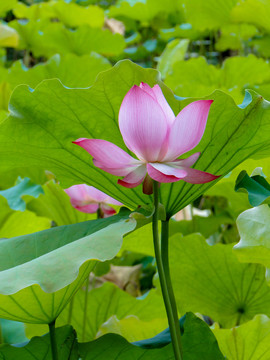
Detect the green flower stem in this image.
<box><xmin>152</xmin><ymin>181</ymin><xmax>183</xmax><ymax>360</ymax></box>
<box><xmin>82</xmin><ymin>276</ymin><xmax>90</xmax><ymax>341</ymax></box>
<box><xmin>67</xmin><ymin>296</ymin><xmax>74</xmax><ymax>324</ymax></box>
<box><xmin>97</xmin><ymin>207</ymin><xmax>102</xmax><ymax>219</ymax></box>
<box><xmin>161</xmin><ymin>219</ymin><xmax>183</xmax><ymax>355</ymax></box>
<box><xmin>49</xmin><ymin>320</ymin><xmax>58</xmax><ymax>360</ymax></box>
<box><xmin>0</xmin><ymin>322</ymin><xmax>3</xmax><ymax>344</ymax></box>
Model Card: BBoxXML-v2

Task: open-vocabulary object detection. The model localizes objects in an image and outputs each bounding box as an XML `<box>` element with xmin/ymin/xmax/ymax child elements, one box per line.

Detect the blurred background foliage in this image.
<box><xmin>1</xmin><ymin>0</ymin><xmax>270</xmax><ymax>358</ymax></box>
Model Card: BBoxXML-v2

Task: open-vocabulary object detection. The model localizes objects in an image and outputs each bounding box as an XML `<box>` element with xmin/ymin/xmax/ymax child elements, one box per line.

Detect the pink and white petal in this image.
<box><xmin>163</xmin><ymin>100</ymin><xmax>213</xmax><ymax>161</ymax></box>
<box><xmin>139</xmin><ymin>83</ymin><xmax>175</xmax><ymax>125</ymax></box>
<box><xmin>147</xmin><ymin>163</ymin><xmax>187</xmax><ymax>183</ymax></box>
<box><xmin>100</xmin><ymin>204</ymin><xmax>117</xmax><ymax>217</ymax></box>
<box><xmin>84</xmin><ymin>186</ymin><xmax>122</xmax><ymax>206</ymax></box>
<box><xmin>171</xmin><ymin>152</ymin><xmax>201</xmax><ymax>168</ymax></box>
<box><xmin>65</xmin><ymin>184</ymin><xmax>91</xmax><ymax>207</ymax></box>
<box><xmin>152</xmin><ymin>85</ymin><xmax>175</xmax><ymax>125</ymax></box>
<box><xmin>118</xmin><ymin>165</ymin><xmax>147</xmax><ymax>188</ymax></box>
<box><xmin>75</xmin><ymin>203</ymin><xmax>99</xmax><ymax>214</ymax></box>
<box><xmin>119</xmin><ymin>85</ymin><xmax>169</xmax><ymax>162</ymax></box>
<box><xmin>93</xmin><ymin>162</ymin><xmax>139</xmax><ymax>176</ymax></box>
<box><xmin>83</xmin><ymin>186</ymin><xmax>111</xmax><ymax>203</ymax></box>
<box><xmin>182</xmin><ymin>167</ymin><xmax>220</xmax><ymax>184</ymax></box>
<box><xmin>139</xmin><ymin>82</ymin><xmax>156</xmax><ymax>97</ymax></box>
<box><xmin>73</xmin><ymin>138</ymin><xmax>140</xmax><ymax>176</ymax></box>
<box><xmin>103</xmin><ymin>196</ymin><xmax>122</xmax><ymax>206</ymax></box>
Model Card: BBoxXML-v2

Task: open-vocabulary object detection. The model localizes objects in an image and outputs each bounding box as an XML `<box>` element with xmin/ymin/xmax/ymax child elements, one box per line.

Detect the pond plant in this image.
<box><xmin>73</xmin><ymin>82</ymin><xmax>219</xmax><ymax>359</ymax></box>
<box><xmin>2</xmin><ymin>1</ymin><xmax>270</xmax><ymax>359</ymax></box>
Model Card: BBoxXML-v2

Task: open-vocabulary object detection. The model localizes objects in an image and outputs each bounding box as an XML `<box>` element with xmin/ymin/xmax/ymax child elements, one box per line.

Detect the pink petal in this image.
<box><xmin>84</xmin><ymin>186</ymin><xmax>108</xmax><ymax>203</ymax></box>
<box><xmin>182</xmin><ymin>168</ymin><xmax>220</xmax><ymax>184</ymax></box>
<box><xmin>82</xmin><ymin>186</ymin><xmax>122</xmax><ymax>205</ymax></box>
<box><xmin>64</xmin><ymin>184</ymin><xmax>92</xmax><ymax>207</ymax></box>
<box><xmin>74</xmin><ymin>203</ymin><xmax>99</xmax><ymax>214</ymax></box>
<box><xmin>103</xmin><ymin>196</ymin><xmax>122</xmax><ymax>206</ymax></box>
<box><xmin>139</xmin><ymin>83</ymin><xmax>175</xmax><ymax>125</ymax></box>
<box><xmin>163</xmin><ymin>100</ymin><xmax>213</xmax><ymax>161</ymax></box>
<box><xmin>118</xmin><ymin>165</ymin><xmax>147</xmax><ymax>188</ymax></box>
<box><xmin>65</xmin><ymin>184</ymin><xmax>122</xmax><ymax>210</ymax></box>
<box><xmin>152</xmin><ymin>85</ymin><xmax>175</xmax><ymax>125</ymax></box>
<box><xmin>73</xmin><ymin>138</ymin><xmax>141</xmax><ymax>176</ymax></box>
<box><xmin>139</xmin><ymin>82</ymin><xmax>156</xmax><ymax>97</ymax></box>
<box><xmin>147</xmin><ymin>163</ymin><xmax>188</xmax><ymax>183</ymax></box>
<box><xmin>171</xmin><ymin>152</ymin><xmax>201</xmax><ymax>168</ymax></box>
<box><xmin>119</xmin><ymin>85</ymin><xmax>169</xmax><ymax>162</ymax></box>
<box><xmin>100</xmin><ymin>204</ymin><xmax>117</xmax><ymax>217</ymax></box>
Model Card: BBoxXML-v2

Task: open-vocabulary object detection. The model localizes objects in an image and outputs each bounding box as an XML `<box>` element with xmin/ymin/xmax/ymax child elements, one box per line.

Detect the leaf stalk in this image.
<box><xmin>49</xmin><ymin>320</ymin><xmax>59</xmax><ymax>360</ymax></box>
<box><xmin>152</xmin><ymin>181</ymin><xmax>183</xmax><ymax>360</ymax></box>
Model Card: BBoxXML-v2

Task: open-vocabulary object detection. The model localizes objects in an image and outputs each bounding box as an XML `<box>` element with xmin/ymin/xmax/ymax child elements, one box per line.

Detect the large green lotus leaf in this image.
<box><xmin>0</xmin><ymin>81</ymin><xmax>10</xmax><ymax>111</ymax></box>
<box><xmin>0</xmin><ymin>210</ymin><xmax>136</xmax><ymax>323</ymax></box>
<box><xmin>0</xmin><ymin>110</ymin><xmax>8</xmax><ymax>124</ymax></box>
<box><xmin>206</xmin><ymin>157</ymin><xmax>270</xmax><ymax>217</ymax></box>
<box><xmin>10</xmin><ymin>21</ymin><xmax>125</xmax><ymax>57</ymax></box>
<box><xmin>8</xmin><ymin>20</ymin><xmax>49</xmax><ymax>51</ymax></box>
<box><xmin>169</xmin><ymin>215</ymin><xmax>234</xmax><ymax>239</ymax></box>
<box><xmin>0</xmin><ymin>196</ymin><xmax>51</xmax><ymax>237</ymax></box>
<box><xmin>12</xmin><ymin>2</ymin><xmax>54</xmax><ymax>22</ymax></box>
<box><xmin>0</xmin><ymin>319</ymin><xmax>27</xmax><ymax>344</ymax></box>
<box><xmin>14</xmin><ymin>1</ymin><xmax>104</xmax><ymax>28</ymax></box>
<box><xmin>27</xmin><ymin>180</ymin><xmax>97</xmax><ymax>226</ymax></box>
<box><xmin>0</xmin><ymin>54</ymin><xmax>111</xmax><ymax>184</ymax></box>
<box><xmin>120</xmin><ymin>222</ymin><xmax>155</xmax><ymax>256</ymax></box>
<box><xmin>213</xmin><ymin>315</ymin><xmax>270</xmax><ymax>360</ymax></box>
<box><xmin>0</xmin><ymin>177</ymin><xmax>43</xmax><ymax>211</ymax></box>
<box><xmin>251</xmin><ymin>36</ymin><xmax>270</xmax><ymax>58</ymax></box>
<box><xmin>0</xmin><ymin>0</ymin><xmax>17</xmax><ymax>16</ymax></box>
<box><xmin>0</xmin><ymin>325</ymin><xmax>78</xmax><ymax>360</ymax></box>
<box><xmin>108</xmin><ymin>0</ymin><xmax>179</xmax><ymax>23</ymax></box>
<box><xmin>99</xmin><ymin>313</ymin><xmax>224</xmax><ymax>358</ymax></box>
<box><xmin>0</xmin><ymin>316</ymin><xmax>224</xmax><ymax>360</ymax></box>
<box><xmin>97</xmin><ymin>316</ymin><xmax>167</xmax><ymax>342</ymax></box>
<box><xmin>79</xmin><ymin>312</ymin><xmax>224</xmax><ymax>360</ymax></box>
<box><xmin>121</xmin><ymin>214</ymin><xmax>234</xmax><ymax>257</ymax></box>
<box><xmin>0</xmin><ymin>23</ymin><xmax>19</xmax><ymax>48</ymax></box>
<box><xmin>25</xmin><ymin>283</ymin><xmax>165</xmax><ymax>340</ymax></box>
<box><xmin>0</xmin><ymin>209</ymin><xmax>51</xmax><ymax>238</ymax></box>
<box><xmin>157</xmin><ymin>39</ymin><xmax>189</xmax><ymax>79</ymax></box>
<box><xmin>159</xmin><ymin>24</ymin><xmax>208</xmax><ymax>42</ymax></box>
<box><xmin>165</xmin><ymin>55</ymin><xmax>270</xmax><ymax>103</ymax></box>
<box><xmin>235</xmin><ymin>170</ymin><xmax>270</xmax><ymax>206</ymax></box>
<box><xmin>207</xmin><ymin>181</ymin><xmax>251</xmax><ymax>218</ymax></box>
<box><xmin>234</xmin><ymin>205</ymin><xmax>270</xmax><ymax>282</ymax></box>
<box><xmin>183</xmin><ymin>0</ymin><xmax>237</xmax><ymax>31</ymax></box>
<box><xmin>215</xmin><ymin>24</ymin><xmax>258</xmax><ymax>52</ymax></box>
<box><xmin>165</xmin><ymin>57</ymin><xmax>220</xmax><ymax>99</ymax></box>
<box><xmin>133</xmin><ymin>313</ymin><xmax>224</xmax><ymax>359</ymax></box>
<box><xmin>231</xmin><ymin>0</ymin><xmax>270</xmax><ymax>32</ymax></box>
<box><xmin>0</xmin><ymin>168</ymin><xmax>48</xmax><ymax>190</ymax></box>
<box><xmin>254</xmin><ymin>83</ymin><xmax>270</xmax><ymax>101</ymax></box>
<box><xmin>220</xmin><ymin>55</ymin><xmax>270</xmax><ymax>90</ymax></box>
<box><xmin>57</xmin><ymin>282</ymin><xmax>165</xmax><ymax>341</ymax></box>
<box><xmin>2</xmin><ymin>60</ymin><xmax>270</xmax><ymax>216</ymax></box>
<box><xmin>167</xmin><ymin>233</ymin><xmax>270</xmax><ymax>328</ymax></box>
<box><xmin>7</xmin><ymin>53</ymin><xmax>111</xmax><ymax>90</ymax></box>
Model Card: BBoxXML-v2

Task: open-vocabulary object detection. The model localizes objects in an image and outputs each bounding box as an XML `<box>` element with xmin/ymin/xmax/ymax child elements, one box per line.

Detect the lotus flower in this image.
<box><xmin>73</xmin><ymin>83</ymin><xmax>219</xmax><ymax>194</ymax></box>
<box><xmin>64</xmin><ymin>184</ymin><xmax>122</xmax><ymax>217</ymax></box>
